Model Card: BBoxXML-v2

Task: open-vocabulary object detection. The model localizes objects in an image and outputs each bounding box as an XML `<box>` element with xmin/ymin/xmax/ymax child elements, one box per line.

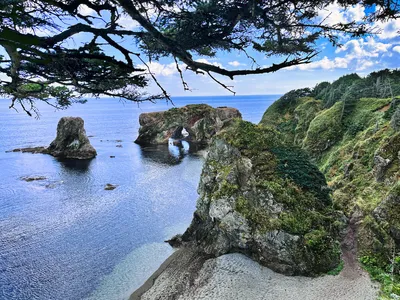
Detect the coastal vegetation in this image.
<box><xmin>260</xmin><ymin>69</ymin><xmax>400</xmax><ymax>298</ymax></box>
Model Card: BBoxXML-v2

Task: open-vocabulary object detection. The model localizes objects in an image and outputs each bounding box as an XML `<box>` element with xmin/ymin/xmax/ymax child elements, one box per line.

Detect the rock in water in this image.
<box><xmin>135</xmin><ymin>104</ymin><xmax>242</xmax><ymax>145</ymax></box>
<box><xmin>47</xmin><ymin>117</ymin><xmax>97</xmax><ymax>159</ymax></box>
<box><xmin>179</xmin><ymin>120</ymin><xmax>341</xmax><ymax>276</ymax></box>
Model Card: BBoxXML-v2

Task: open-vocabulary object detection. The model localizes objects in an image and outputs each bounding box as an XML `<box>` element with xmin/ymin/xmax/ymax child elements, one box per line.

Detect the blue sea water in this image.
<box><xmin>0</xmin><ymin>95</ymin><xmax>278</xmax><ymax>300</ymax></box>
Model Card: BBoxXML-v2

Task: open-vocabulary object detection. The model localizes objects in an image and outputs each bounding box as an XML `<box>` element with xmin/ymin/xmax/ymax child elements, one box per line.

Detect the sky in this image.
<box><xmin>133</xmin><ymin>2</ymin><xmax>400</xmax><ymax>97</ymax></box>
<box><xmin>1</xmin><ymin>2</ymin><xmax>400</xmax><ymax>97</ymax></box>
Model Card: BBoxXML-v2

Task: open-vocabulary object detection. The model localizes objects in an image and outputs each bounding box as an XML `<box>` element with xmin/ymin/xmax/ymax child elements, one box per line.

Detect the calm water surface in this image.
<box><xmin>0</xmin><ymin>95</ymin><xmax>278</xmax><ymax>300</ymax></box>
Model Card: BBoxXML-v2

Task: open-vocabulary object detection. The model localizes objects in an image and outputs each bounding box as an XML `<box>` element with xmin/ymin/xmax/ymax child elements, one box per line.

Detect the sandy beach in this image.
<box><xmin>130</xmin><ymin>247</ymin><xmax>379</xmax><ymax>300</ymax></box>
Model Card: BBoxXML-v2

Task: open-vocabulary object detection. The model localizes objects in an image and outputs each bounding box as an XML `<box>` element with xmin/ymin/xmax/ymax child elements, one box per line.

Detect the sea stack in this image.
<box><xmin>47</xmin><ymin>117</ymin><xmax>97</xmax><ymax>159</ymax></box>
<box><xmin>135</xmin><ymin>104</ymin><xmax>242</xmax><ymax>145</ymax></box>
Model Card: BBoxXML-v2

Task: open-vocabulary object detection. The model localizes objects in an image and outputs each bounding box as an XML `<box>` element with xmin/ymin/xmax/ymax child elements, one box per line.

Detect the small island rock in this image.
<box><xmin>47</xmin><ymin>117</ymin><xmax>97</xmax><ymax>159</ymax></box>
<box><xmin>135</xmin><ymin>104</ymin><xmax>242</xmax><ymax>145</ymax></box>
<box><xmin>7</xmin><ymin>117</ymin><xmax>96</xmax><ymax>160</ymax></box>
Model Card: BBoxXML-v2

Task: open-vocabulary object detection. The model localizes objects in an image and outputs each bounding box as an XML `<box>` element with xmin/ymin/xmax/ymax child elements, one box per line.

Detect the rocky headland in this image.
<box><xmin>9</xmin><ymin>116</ymin><xmax>97</xmax><ymax>160</ymax></box>
<box><xmin>132</xmin><ymin>70</ymin><xmax>400</xmax><ymax>300</ymax></box>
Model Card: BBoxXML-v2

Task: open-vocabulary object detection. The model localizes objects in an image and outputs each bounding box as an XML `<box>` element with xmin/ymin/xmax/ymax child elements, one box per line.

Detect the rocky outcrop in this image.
<box><xmin>46</xmin><ymin>117</ymin><xmax>96</xmax><ymax>159</ymax></box>
<box><xmin>373</xmin><ymin>185</ymin><xmax>400</xmax><ymax>244</ymax></box>
<box><xmin>8</xmin><ymin>117</ymin><xmax>96</xmax><ymax>160</ymax></box>
<box><xmin>177</xmin><ymin>120</ymin><xmax>341</xmax><ymax>276</ymax></box>
<box><xmin>373</xmin><ymin>132</ymin><xmax>400</xmax><ymax>183</ymax></box>
<box><xmin>135</xmin><ymin>104</ymin><xmax>242</xmax><ymax>145</ymax></box>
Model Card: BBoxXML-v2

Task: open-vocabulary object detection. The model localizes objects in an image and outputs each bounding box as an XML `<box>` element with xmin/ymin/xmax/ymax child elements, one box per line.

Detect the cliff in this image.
<box><xmin>260</xmin><ymin>71</ymin><xmax>400</xmax><ymax>297</ymax></box>
<box><xmin>178</xmin><ymin>120</ymin><xmax>341</xmax><ymax>276</ymax></box>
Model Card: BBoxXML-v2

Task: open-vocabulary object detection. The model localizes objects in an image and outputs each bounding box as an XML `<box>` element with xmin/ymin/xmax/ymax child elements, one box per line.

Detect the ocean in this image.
<box><xmin>0</xmin><ymin>95</ymin><xmax>278</xmax><ymax>300</ymax></box>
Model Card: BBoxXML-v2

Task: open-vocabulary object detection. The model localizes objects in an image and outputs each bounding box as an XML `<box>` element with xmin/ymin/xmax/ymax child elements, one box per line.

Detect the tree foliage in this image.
<box><xmin>313</xmin><ymin>69</ymin><xmax>400</xmax><ymax>108</ymax></box>
<box><xmin>0</xmin><ymin>0</ymin><xmax>399</xmax><ymax>115</ymax></box>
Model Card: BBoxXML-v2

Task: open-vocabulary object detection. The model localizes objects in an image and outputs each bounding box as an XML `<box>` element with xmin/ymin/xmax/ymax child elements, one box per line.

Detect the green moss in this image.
<box><xmin>235</xmin><ymin>196</ymin><xmax>280</xmax><ymax>232</ymax></box>
<box><xmin>294</xmin><ymin>99</ymin><xmax>323</xmax><ymax>144</ymax></box>
<box><xmin>219</xmin><ymin>120</ymin><xmax>282</xmax><ymax>155</ymax></box>
<box><xmin>214</xmin><ymin>181</ymin><xmax>239</xmax><ymax>198</ymax></box>
<box><xmin>303</xmin><ymin>101</ymin><xmax>344</xmax><ymax>155</ymax></box>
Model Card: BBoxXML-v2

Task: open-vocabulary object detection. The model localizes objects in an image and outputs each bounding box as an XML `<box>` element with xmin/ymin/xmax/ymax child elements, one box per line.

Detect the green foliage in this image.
<box><xmin>327</xmin><ymin>260</ymin><xmax>344</xmax><ymax>275</ymax></box>
<box><xmin>219</xmin><ymin>120</ymin><xmax>282</xmax><ymax>156</ymax></box>
<box><xmin>272</xmin><ymin>146</ymin><xmax>331</xmax><ymax>204</ymax></box>
<box><xmin>260</xmin><ymin>89</ymin><xmax>312</xmax><ymax>126</ymax></box>
<box><xmin>293</xmin><ymin>99</ymin><xmax>323</xmax><ymax>145</ymax></box>
<box><xmin>303</xmin><ymin>101</ymin><xmax>344</xmax><ymax>155</ymax></box>
<box><xmin>359</xmin><ymin>255</ymin><xmax>400</xmax><ymax>299</ymax></box>
<box><xmin>314</xmin><ymin>70</ymin><xmax>400</xmax><ymax>108</ymax></box>
<box><xmin>314</xmin><ymin>73</ymin><xmax>360</xmax><ymax>107</ymax></box>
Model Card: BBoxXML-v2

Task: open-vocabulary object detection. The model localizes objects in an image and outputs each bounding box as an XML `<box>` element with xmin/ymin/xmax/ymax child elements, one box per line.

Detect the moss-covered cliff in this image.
<box><xmin>180</xmin><ymin>120</ymin><xmax>341</xmax><ymax>276</ymax></box>
<box><xmin>260</xmin><ymin>70</ymin><xmax>400</xmax><ymax>298</ymax></box>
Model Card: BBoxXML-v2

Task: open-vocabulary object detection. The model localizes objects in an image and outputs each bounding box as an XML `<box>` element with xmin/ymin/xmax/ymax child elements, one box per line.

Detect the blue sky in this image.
<box><xmin>115</xmin><ymin>2</ymin><xmax>400</xmax><ymax>96</ymax></box>
<box><xmin>1</xmin><ymin>2</ymin><xmax>400</xmax><ymax>97</ymax></box>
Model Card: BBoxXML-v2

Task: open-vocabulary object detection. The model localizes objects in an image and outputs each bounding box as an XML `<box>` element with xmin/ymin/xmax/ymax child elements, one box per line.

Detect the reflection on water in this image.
<box><xmin>140</xmin><ymin>141</ymin><xmax>206</xmax><ymax>166</ymax></box>
<box><xmin>58</xmin><ymin>158</ymin><xmax>94</xmax><ymax>171</ymax></box>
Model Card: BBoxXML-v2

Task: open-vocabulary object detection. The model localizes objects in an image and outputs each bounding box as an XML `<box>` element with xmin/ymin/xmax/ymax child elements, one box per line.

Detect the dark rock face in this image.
<box><xmin>135</xmin><ymin>104</ymin><xmax>242</xmax><ymax>145</ymax></box>
<box><xmin>373</xmin><ymin>186</ymin><xmax>400</xmax><ymax>245</ymax></box>
<box><xmin>180</xmin><ymin>120</ymin><xmax>341</xmax><ymax>276</ymax></box>
<box><xmin>373</xmin><ymin>132</ymin><xmax>400</xmax><ymax>183</ymax></box>
<box><xmin>8</xmin><ymin>117</ymin><xmax>96</xmax><ymax>160</ymax></box>
<box><xmin>46</xmin><ymin>117</ymin><xmax>96</xmax><ymax>159</ymax></box>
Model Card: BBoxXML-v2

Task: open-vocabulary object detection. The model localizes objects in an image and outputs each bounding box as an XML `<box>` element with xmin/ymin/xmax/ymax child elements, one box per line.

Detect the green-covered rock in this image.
<box><xmin>135</xmin><ymin>104</ymin><xmax>242</xmax><ymax>145</ymax></box>
<box><xmin>180</xmin><ymin>120</ymin><xmax>340</xmax><ymax>276</ymax></box>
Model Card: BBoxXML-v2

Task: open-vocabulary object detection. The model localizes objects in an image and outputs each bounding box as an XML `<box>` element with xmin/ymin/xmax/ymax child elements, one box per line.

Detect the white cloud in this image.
<box><xmin>138</xmin><ymin>62</ymin><xmax>179</xmax><ymax>76</ymax></box>
<box><xmin>393</xmin><ymin>46</ymin><xmax>400</xmax><ymax>54</ymax></box>
<box><xmin>289</xmin><ymin>36</ymin><xmax>391</xmax><ymax>72</ymax></box>
<box><xmin>376</xmin><ymin>19</ymin><xmax>400</xmax><ymax>40</ymax></box>
<box><xmin>195</xmin><ymin>58</ymin><xmax>223</xmax><ymax>69</ymax></box>
<box><xmin>336</xmin><ymin>37</ymin><xmax>392</xmax><ymax>59</ymax></box>
<box><xmin>228</xmin><ymin>61</ymin><xmax>245</xmax><ymax>67</ymax></box>
<box><xmin>78</xmin><ymin>4</ymin><xmax>96</xmax><ymax>16</ymax></box>
<box><xmin>290</xmin><ymin>56</ymin><xmax>348</xmax><ymax>71</ymax></box>
<box><xmin>117</xmin><ymin>14</ymin><xmax>140</xmax><ymax>30</ymax></box>
<box><xmin>317</xmin><ymin>2</ymin><xmax>365</xmax><ymax>25</ymax></box>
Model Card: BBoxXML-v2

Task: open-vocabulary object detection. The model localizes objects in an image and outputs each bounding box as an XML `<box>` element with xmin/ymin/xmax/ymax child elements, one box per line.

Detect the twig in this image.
<box><xmin>174</xmin><ymin>56</ymin><xmax>190</xmax><ymax>91</ymax></box>
<box><xmin>207</xmin><ymin>71</ymin><xmax>236</xmax><ymax>95</ymax></box>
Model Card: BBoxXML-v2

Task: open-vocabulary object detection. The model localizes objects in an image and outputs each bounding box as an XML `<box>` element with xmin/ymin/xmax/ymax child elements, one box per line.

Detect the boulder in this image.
<box><xmin>178</xmin><ymin>120</ymin><xmax>341</xmax><ymax>276</ymax></box>
<box><xmin>135</xmin><ymin>104</ymin><xmax>241</xmax><ymax>145</ymax></box>
<box><xmin>47</xmin><ymin>117</ymin><xmax>96</xmax><ymax>159</ymax></box>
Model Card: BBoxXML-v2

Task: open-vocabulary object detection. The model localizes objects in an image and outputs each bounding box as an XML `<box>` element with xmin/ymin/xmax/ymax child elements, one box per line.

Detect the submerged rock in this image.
<box><xmin>47</xmin><ymin>117</ymin><xmax>96</xmax><ymax>159</ymax></box>
<box><xmin>180</xmin><ymin>120</ymin><xmax>341</xmax><ymax>276</ymax></box>
<box><xmin>20</xmin><ymin>176</ymin><xmax>47</xmax><ymax>182</ymax></box>
<box><xmin>7</xmin><ymin>146</ymin><xmax>47</xmax><ymax>154</ymax></box>
<box><xmin>135</xmin><ymin>104</ymin><xmax>241</xmax><ymax>145</ymax></box>
<box><xmin>104</xmin><ymin>183</ymin><xmax>118</xmax><ymax>190</ymax></box>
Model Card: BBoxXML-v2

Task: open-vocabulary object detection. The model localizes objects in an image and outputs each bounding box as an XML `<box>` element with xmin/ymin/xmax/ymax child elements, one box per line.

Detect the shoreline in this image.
<box><xmin>129</xmin><ymin>247</ymin><xmax>379</xmax><ymax>300</ymax></box>
<box><xmin>129</xmin><ymin>249</ymin><xmax>183</xmax><ymax>300</ymax></box>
